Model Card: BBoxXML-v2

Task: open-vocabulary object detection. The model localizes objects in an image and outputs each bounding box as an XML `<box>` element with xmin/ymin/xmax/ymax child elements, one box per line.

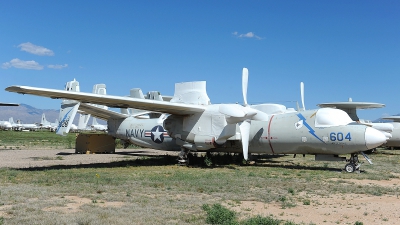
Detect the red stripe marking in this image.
<box><xmin>268</xmin><ymin>115</ymin><xmax>275</xmax><ymax>154</ymax></box>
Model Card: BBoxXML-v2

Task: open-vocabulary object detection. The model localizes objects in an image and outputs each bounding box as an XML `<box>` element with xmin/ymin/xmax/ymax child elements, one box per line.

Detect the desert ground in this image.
<box><xmin>0</xmin><ymin>148</ymin><xmax>399</xmax><ymax>224</ymax></box>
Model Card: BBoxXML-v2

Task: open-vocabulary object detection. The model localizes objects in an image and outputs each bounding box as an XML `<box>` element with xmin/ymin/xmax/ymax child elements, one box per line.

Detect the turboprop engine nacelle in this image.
<box><xmin>164</xmin><ymin>113</ymin><xmax>220</xmax><ymax>151</ymax></box>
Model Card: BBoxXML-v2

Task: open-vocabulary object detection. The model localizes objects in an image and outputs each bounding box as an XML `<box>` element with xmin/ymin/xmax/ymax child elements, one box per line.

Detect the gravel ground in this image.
<box><xmin>2</xmin><ymin>148</ymin><xmax>400</xmax><ymax>224</ymax></box>
<box><xmin>0</xmin><ymin>148</ymin><xmax>176</xmax><ymax>168</ymax></box>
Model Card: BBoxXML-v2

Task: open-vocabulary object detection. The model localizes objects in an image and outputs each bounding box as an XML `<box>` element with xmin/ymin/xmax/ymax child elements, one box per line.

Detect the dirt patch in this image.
<box><xmin>225</xmin><ymin>193</ymin><xmax>400</xmax><ymax>224</ymax></box>
<box><xmin>0</xmin><ymin>148</ymin><xmax>174</xmax><ymax>168</ymax></box>
<box><xmin>330</xmin><ymin>178</ymin><xmax>400</xmax><ymax>188</ymax></box>
<box><xmin>42</xmin><ymin>196</ymin><xmax>124</xmax><ymax>213</ymax></box>
<box><xmin>0</xmin><ymin>204</ymin><xmax>13</xmax><ymax>218</ymax></box>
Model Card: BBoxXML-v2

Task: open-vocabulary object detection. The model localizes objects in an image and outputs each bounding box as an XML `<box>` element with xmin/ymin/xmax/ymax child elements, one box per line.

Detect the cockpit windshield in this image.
<box><xmin>315</xmin><ymin>108</ymin><xmax>353</xmax><ymax>127</ymax></box>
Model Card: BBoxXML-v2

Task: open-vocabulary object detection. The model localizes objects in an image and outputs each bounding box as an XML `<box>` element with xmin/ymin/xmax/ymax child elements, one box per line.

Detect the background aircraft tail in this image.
<box><xmin>78</xmin><ymin>114</ymin><xmax>90</xmax><ymax>130</ymax></box>
<box><xmin>92</xmin><ymin>117</ymin><xmax>99</xmax><ymax>125</ymax></box>
<box><xmin>41</xmin><ymin>113</ymin><xmax>49</xmax><ymax>126</ymax></box>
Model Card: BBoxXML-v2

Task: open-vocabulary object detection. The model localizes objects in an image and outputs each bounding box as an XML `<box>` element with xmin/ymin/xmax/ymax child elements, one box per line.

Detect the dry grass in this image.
<box><xmin>0</xmin><ymin>135</ymin><xmax>399</xmax><ymax>224</ymax></box>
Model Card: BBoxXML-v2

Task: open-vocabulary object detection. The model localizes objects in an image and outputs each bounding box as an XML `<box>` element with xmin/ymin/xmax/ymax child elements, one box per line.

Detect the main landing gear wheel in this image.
<box><xmin>345</xmin><ymin>163</ymin><xmax>356</xmax><ymax>173</ymax></box>
<box><xmin>177</xmin><ymin>148</ymin><xmax>190</xmax><ymax>166</ymax></box>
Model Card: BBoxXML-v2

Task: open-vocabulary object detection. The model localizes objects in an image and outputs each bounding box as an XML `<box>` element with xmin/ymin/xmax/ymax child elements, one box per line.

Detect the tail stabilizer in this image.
<box><xmin>64</xmin><ymin>79</ymin><xmax>80</xmax><ymax>92</ymax></box>
<box><xmin>121</xmin><ymin>88</ymin><xmax>145</xmax><ymax>115</ymax></box>
<box><xmin>147</xmin><ymin>91</ymin><xmax>163</xmax><ymax>101</ymax></box>
<box><xmin>78</xmin><ymin>113</ymin><xmax>90</xmax><ymax>129</ymax></box>
<box><xmin>41</xmin><ymin>113</ymin><xmax>45</xmax><ymax>124</ymax></box>
<box><xmin>41</xmin><ymin>113</ymin><xmax>50</xmax><ymax>126</ymax></box>
<box><xmin>92</xmin><ymin>84</ymin><xmax>108</xmax><ymax>110</ymax></box>
<box><xmin>56</xmin><ymin>101</ymin><xmax>80</xmax><ymax>136</ymax></box>
<box><xmin>92</xmin><ymin>117</ymin><xmax>99</xmax><ymax>125</ymax></box>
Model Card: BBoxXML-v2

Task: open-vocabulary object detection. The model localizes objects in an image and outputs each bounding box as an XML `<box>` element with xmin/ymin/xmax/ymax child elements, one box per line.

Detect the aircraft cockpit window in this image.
<box><xmin>315</xmin><ymin>108</ymin><xmax>353</xmax><ymax>127</ymax></box>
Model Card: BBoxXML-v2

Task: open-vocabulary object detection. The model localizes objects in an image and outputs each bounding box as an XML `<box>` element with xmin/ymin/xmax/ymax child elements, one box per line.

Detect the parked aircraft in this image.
<box><xmin>6</xmin><ymin>68</ymin><xmax>387</xmax><ymax>172</ymax></box>
<box><xmin>91</xmin><ymin>118</ymin><xmax>107</xmax><ymax>131</ymax></box>
<box><xmin>381</xmin><ymin>116</ymin><xmax>400</xmax><ymax>150</ymax></box>
<box><xmin>40</xmin><ymin>113</ymin><xmax>59</xmax><ymax>131</ymax></box>
<box><xmin>9</xmin><ymin>117</ymin><xmax>39</xmax><ymax>131</ymax></box>
<box><xmin>0</xmin><ymin>101</ymin><xmax>19</xmax><ymax>129</ymax></box>
<box><xmin>0</xmin><ymin>120</ymin><xmax>12</xmax><ymax>130</ymax></box>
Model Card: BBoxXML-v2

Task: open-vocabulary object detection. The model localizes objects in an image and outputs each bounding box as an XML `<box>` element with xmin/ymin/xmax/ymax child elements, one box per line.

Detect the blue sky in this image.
<box><xmin>1</xmin><ymin>0</ymin><xmax>399</xmax><ymax>120</ymax></box>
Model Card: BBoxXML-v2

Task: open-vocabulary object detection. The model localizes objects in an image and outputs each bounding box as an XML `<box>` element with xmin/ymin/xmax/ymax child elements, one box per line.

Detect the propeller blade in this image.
<box><xmin>242</xmin><ymin>68</ymin><xmax>248</xmax><ymax>106</ymax></box>
<box><xmin>300</xmin><ymin>82</ymin><xmax>305</xmax><ymax>110</ymax></box>
<box><xmin>239</xmin><ymin>120</ymin><xmax>251</xmax><ymax>160</ymax></box>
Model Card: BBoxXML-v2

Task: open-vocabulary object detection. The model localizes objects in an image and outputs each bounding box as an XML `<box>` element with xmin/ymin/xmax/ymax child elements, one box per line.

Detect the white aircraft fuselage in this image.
<box><xmin>107</xmin><ymin>105</ymin><xmax>383</xmax><ymax>156</ymax></box>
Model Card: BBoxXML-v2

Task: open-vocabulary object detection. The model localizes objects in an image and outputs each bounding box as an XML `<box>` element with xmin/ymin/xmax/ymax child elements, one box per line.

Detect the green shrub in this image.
<box><xmin>241</xmin><ymin>215</ymin><xmax>281</xmax><ymax>225</ymax></box>
<box><xmin>202</xmin><ymin>203</ymin><xmax>237</xmax><ymax>225</ymax></box>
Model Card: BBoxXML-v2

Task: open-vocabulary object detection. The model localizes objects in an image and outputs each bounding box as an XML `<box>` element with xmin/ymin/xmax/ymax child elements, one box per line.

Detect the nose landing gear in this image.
<box><xmin>344</xmin><ymin>152</ymin><xmax>373</xmax><ymax>173</ymax></box>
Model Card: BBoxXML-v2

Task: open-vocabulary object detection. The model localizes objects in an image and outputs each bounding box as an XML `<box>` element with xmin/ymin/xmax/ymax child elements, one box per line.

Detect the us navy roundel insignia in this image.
<box><xmin>151</xmin><ymin>125</ymin><xmax>165</xmax><ymax>144</ymax></box>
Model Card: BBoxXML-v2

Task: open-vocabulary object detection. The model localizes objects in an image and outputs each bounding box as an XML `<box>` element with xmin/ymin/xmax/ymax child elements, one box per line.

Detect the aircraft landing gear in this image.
<box><xmin>344</xmin><ymin>153</ymin><xmax>360</xmax><ymax>173</ymax></box>
<box><xmin>177</xmin><ymin>148</ymin><xmax>190</xmax><ymax>166</ymax></box>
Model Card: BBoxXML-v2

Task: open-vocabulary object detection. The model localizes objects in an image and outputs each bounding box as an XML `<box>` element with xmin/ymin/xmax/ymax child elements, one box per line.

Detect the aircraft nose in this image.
<box><xmin>365</xmin><ymin>127</ymin><xmax>387</xmax><ymax>149</ymax></box>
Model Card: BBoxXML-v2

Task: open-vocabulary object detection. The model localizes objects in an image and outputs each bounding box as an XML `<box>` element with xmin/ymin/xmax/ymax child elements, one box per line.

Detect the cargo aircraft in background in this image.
<box><xmin>380</xmin><ymin>116</ymin><xmax>400</xmax><ymax>150</ymax></box>
<box><xmin>8</xmin><ymin>117</ymin><xmax>39</xmax><ymax>131</ymax></box>
<box><xmin>40</xmin><ymin>113</ymin><xmax>59</xmax><ymax>131</ymax></box>
<box><xmin>6</xmin><ymin>68</ymin><xmax>387</xmax><ymax>172</ymax></box>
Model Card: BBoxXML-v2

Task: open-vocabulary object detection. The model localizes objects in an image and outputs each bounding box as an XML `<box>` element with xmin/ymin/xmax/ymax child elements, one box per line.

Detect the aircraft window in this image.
<box><xmin>315</xmin><ymin>108</ymin><xmax>353</xmax><ymax>127</ymax></box>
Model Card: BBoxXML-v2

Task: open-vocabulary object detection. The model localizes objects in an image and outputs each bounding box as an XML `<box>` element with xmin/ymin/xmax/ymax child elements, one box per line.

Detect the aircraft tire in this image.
<box><xmin>345</xmin><ymin>163</ymin><xmax>356</xmax><ymax>173</ymax></box>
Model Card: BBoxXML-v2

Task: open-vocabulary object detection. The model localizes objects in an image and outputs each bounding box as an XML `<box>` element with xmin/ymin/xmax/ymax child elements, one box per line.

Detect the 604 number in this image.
<box><xmin>330</xmin><ymin>132</ymin><xmax>351</xmax><ymax>141</ymax></box>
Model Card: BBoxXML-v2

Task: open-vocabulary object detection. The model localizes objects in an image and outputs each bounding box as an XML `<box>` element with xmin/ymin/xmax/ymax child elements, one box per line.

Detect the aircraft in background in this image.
<box><xmin>318</xmin><ymin>98</ymin><xmax>394</xmax><ymax>144</ymax></box>
<box><xmin>0</xmin><ymin>120</ymin><xmax>13</xmax><ymax>130</ymax></box>
<box><xmin>9</xmin><ymin>117</ymin><xmax>39</xmax><ymax>131</ymax></box>
<box><xmin>91</xmin><ymin>117</ymin><xmax>107</xmax><ymax>132</ymax></box>
<box><xmin>6</xmin><ymin>68</ymin><xmax>387</xmax><ymax>172</ymax></box>
<box><xmin>0</xmin><ymin>101</ymin><xmax>19</xmax><ymax>129</ymax></box>
<box><xmin>40</xmin><ymin>113</ymin><xmax>59</xmax><ymax>131</ymax></box>
<box><xmin>380</xmin><ymin>116</ymin><xmax>400</xmax><ymax>150</ymax></box>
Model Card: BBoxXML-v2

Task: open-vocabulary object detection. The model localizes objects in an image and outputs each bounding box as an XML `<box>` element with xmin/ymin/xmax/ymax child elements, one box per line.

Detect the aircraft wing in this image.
<box><xmin>78</xmin><ymin>103</ymin><xmax>129</xmax><ymax>121</ymax></box>
<box><xmin>6</xmin><ymin>86</ymin><xmax>206</xmax><ymax>115</ymax></box>
<box><xmin>382</xmin><ymin>116</ymin><xmax>400</xmax><ymax>122</ymax></box>
<box><xmin>318</xmin><ymin>102</ymin><xmax>385</xmax><ymax>109</ymax></box>
<box><xmin>0</xmin><ymin>103</ymin><xmax>19</xmax><ymax>106</ymax></box>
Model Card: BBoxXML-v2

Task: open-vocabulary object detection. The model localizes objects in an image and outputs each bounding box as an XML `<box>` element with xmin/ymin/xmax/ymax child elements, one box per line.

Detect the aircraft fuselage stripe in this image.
<box><xmin>268</xmin><ymin>115</ymin><xmax>275</xmax><ymax>154</ymax></box>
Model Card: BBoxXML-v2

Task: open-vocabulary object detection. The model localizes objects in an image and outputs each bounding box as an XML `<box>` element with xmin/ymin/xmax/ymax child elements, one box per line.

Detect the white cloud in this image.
<box><xmin>2</xmin><ymin>58</ymin><xmax>44</xmax><ymax>70</ymax></box>
<box><xmin>233</xmin><ymin>31</ymin><xmax>263</xmax><ymax>40</ymax></box>
<box><xmin>48</xmin><ymin>64</ymin><xmax>68</xmax><ymax>69</ymax></box>
<box><xmin>18</xmin><ymin>42</ymin><xmax>54</xmax><ymax>56</ymax></box>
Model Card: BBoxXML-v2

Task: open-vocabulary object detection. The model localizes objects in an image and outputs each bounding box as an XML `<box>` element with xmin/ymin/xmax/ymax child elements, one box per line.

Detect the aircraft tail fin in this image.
<box><xmin>41</xmin><ymin>113</ymin><xmax>50</xmax><ymax>125</ymax></box>
<box><xmin>147</xmin><ymin>91</ymin><xmax>163</xmax><ymax>101</ymax></box>
<box><xmin>78</xmin><ymin>114</ymin><xmax>90</xmax><ymax>129</ymax></box>
<box><xmin>92</xmin><ymin>84</ymin><xmax>108</xmax><ymax>110</ymax></box>
<box><xmin>121</xmin><ymin>88</ymin><xmax>145</xmax><ymax>115</ymax></box>
<box><xmin>41</xmin><ymin>113</ymin><xmax>46</xmax><ymax>124</ymax></box>
<box><xmin>56</xmin><ymin>101</ymin><xmax>80</xmax><ymax>136</ymax></box>
<box><xmin>9</xmin><ymin>117</ymin><xmax>14</xmax><ymax>124</ymax></box>
<box><xmin>92</xmin><ymin>117</ymin><xmax>99</xmax><ymax>125</ymax></box>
